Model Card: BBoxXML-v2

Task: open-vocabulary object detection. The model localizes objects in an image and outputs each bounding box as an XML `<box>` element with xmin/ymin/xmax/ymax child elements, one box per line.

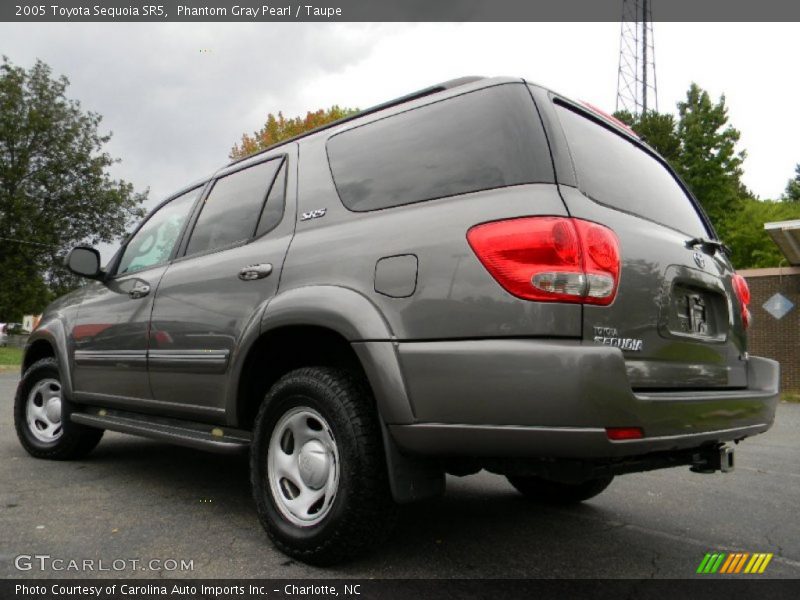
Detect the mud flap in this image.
<box><xmin>380</xmin><ymin>421</ymin><xmax>445</xmax><ymax>503</ymax></box>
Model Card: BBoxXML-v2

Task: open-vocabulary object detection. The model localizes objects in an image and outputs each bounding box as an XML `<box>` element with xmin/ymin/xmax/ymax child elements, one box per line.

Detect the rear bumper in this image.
<box><xmin>390</xmin><ymin>339</ymin><xmax>779</xmax><ymax>459</ymax></box>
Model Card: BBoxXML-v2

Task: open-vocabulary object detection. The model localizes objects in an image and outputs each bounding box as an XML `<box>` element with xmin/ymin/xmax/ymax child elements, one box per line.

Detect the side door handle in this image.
<box><xmin>239</xmin><ymin>263</ymin><xmax>273</xmax><ymax>281</ymax></box>
<box><xmin>128</xmin><ymin>282</ymin><xmax>151</xmax><ymax>299</ymax></box>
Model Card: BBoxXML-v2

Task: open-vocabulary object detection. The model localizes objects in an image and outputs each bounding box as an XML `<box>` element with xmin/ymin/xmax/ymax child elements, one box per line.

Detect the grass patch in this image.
<box><xmin>0</xmin><ymin>346</ymin><xmax>23</xmax><ymax>367</ymax></box>
<box><xmin>781</xmin><ymin>392</ymin><xmax>800</xmax><ymax>403</ymax></box>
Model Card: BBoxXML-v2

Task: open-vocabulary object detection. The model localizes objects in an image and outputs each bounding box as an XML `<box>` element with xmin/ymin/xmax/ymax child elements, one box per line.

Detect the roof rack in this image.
<box><xmin>228</xmin><ymin>76</ymin><xmax>486</xmax><ymax>166</ymax></box>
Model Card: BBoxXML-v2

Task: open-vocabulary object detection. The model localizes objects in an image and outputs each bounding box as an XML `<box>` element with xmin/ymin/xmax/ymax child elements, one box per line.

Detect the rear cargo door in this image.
<box><xmin>549</xmin><ymin>99</ymin><xmax>747</xmax><ymax>390</ymax></box>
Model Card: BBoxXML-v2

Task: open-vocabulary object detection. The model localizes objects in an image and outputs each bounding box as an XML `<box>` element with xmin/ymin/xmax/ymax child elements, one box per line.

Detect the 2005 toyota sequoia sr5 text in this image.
<box><xmin>15</xmin><ymin>76</ymin><xmax>779</xmax><ymax>564</ymax></box>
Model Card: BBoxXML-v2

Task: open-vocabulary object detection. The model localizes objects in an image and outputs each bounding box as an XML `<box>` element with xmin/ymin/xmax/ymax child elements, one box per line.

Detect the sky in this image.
<box><xmin>1</xmin><ymin>22</ymin><xmax>799</xmax><ymax>256</ymax></box>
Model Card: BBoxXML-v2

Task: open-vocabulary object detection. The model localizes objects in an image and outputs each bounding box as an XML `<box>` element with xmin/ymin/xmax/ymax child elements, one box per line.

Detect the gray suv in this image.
<box><xmin>14</xmin><ymin>76</ymin><xmax>779</xmax><ymax>564</ymax></box>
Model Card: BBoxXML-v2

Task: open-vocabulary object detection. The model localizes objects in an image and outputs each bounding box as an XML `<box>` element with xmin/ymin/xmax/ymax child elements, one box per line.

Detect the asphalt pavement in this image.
<box><xmin>1</xmin><ymin>371</ymin><xmax>799</xmax><ymax>579</ymax></box>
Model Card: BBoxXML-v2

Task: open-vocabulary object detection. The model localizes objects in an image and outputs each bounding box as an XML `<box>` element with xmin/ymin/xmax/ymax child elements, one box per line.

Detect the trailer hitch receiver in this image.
<box><xmin>690</xmin><ymin>445</ymin><xmax>734</xmax><ymax>474</ymax></box>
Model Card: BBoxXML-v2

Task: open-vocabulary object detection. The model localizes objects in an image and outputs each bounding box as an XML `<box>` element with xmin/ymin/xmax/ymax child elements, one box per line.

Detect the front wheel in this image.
<box><xmin>250</xmin><ymin>367</ymin><xmax>397</xmax><ymax>565</ymax></box>
<box><xmin>507</xmin><ymin>474</ymin><xmax>614</xmax><ymax>505</ymax></box>
<box><xmin>14</xmin><ymin>358</ymin><xmax>103</xmax><ymax>460</ymax></box>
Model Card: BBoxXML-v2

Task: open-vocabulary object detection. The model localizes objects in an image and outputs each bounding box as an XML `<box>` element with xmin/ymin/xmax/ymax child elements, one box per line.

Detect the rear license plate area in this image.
<box><xmin>668</xmin><ymin>284</ymin><xmax>725</xmax><ymax>341</ymax></box>
<box><xmin>678</xmin><ymin>292</ymin><xmax>708</xmax><ymax>334</ymax></box>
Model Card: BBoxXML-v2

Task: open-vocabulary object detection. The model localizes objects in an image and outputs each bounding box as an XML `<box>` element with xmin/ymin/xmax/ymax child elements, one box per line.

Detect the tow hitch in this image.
<box><xmin>690</xmin><ymin>445</ymin><xmax>735</xmax><ymax>474</ymax></box>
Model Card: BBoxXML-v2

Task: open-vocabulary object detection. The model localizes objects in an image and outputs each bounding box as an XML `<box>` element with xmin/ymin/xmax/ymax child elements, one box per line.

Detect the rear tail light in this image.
<box><xmin>466</xmin><ymin>217</ymin><xmax>621</xmax><ymax>305</ymax></box>
<box><xmin>731</xmin><ymin>273</ymin><xmax>751</xmax><ymax>329</ymax></box>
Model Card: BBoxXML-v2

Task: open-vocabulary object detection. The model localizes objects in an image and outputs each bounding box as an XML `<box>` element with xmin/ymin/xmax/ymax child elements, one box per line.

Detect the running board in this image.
<box><xmin>71</xmin><ymin>407</ymin><xmax>251</xmax><ymax>455</ymax></box>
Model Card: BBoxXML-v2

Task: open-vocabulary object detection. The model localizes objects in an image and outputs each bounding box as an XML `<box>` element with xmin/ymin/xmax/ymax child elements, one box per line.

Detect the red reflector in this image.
<box><xmin>732</xmin><ymin>273</ymin><xmax>751</xmax><ymax>305</ymax></box>
<box><xmin>606</xmin><ymin>427</ymin><xmax>644</xmax><ymax>441</ymax></box>
<box><xmin>466</xmin><ymin>217</ymin><xmax>620</xmax><ymax>305</ymax></box>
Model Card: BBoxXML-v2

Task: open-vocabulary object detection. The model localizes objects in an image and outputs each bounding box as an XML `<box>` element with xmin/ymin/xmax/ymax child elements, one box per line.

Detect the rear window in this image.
<box><xmin>327</xmin><ymin>84</ymin><xmax>553</xmax><ymax>212</ymax></box>
<box><xmin>555</xmin><ymin>103</ymin><xmax>709</xmax><ymax>237</ymax></box>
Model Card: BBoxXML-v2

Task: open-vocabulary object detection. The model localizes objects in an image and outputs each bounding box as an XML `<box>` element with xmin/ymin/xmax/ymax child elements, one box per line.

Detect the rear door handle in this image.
<box><xmin>129</xmin><ymin>282</ymin><xmax>151</xmax><ymax>299</ymax></box>
<box><xmin>239</xmin><ymin>263</ymin><xmax>273</xmax><ymax>281</ymax></box>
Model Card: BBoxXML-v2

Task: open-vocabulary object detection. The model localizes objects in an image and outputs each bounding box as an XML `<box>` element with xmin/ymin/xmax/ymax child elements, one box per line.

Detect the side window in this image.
<box><xmin>185</xmin><ymin>158</ymin><xmax>282</xmax><ymax>257</ymax></box>
<box><xmin>116</xmin><ymin>187</ymin><xmax>200</xmax><ymax>275</ymax></box>
<box><xmin>256</xmin><ymin>159</ymin><xmax>287</xmax><ymax>237</ymax></box>
<box><xmin>326</xmin><ymin>83</ymin><xmax>553</xmax><ymax>212</ymax></box>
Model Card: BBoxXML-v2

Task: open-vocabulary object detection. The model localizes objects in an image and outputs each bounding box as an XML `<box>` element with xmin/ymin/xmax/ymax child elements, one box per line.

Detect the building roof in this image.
<box><xmin>765</xmin><ymin>219</ymin><xmax>800</xmax><ymax>265</ymax></box>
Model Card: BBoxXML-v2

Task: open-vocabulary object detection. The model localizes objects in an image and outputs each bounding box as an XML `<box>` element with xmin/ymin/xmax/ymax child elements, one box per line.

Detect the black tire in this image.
<box><xmin>250</xmin><ymin>367</ymin><xmax>397</xmax><ymax>565</ymax></box>
<box><xmin>507</xmin><ymin>474</ymin><xmax>614</xmax><ymax>505</ymax></box>
<box><xmin>14</xmin><ymin>357</ymin><xmax>103</xmax><ymax>460</ymax></box>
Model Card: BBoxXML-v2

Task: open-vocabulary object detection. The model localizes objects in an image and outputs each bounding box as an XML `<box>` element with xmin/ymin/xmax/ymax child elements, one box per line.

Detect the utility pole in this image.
<box><xmin>616</xmin><ymin>0</ymin><xmax>658</xmax><ymax>115</ymax></box>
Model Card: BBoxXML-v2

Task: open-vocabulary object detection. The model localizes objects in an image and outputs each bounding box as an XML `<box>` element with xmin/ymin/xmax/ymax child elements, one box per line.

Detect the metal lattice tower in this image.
<box><xmin>616</xmin><ymin>0</ymin><xmax>658</xmax><ymax>115</ymax></box>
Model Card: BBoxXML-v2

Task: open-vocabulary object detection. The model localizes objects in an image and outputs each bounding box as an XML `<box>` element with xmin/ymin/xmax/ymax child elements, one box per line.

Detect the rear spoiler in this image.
<box><xmin>578</xmin><ymin>101</ymin><xmax>640</xmax><ymax>140</ymax></box>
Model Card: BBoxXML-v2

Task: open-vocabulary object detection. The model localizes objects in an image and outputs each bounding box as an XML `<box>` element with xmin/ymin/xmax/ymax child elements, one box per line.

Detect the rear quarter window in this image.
<box><xmin>554</xmin><ymin>102</ymin><xmax>709</xmax><ymax>238</ymax></box>
<box><xmin>326</xmin><ymin>83</ymin><xmax>554</xmax><ymax>212</ymax></box>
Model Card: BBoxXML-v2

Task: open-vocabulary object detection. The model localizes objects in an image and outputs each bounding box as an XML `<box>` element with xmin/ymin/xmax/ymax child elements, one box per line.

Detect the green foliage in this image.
<box><xmin>614</xmin><ymin>109</ymin><xmax>680</xmax><ymax>164</ymax></box>
<box><xmin>674</xmin><ymin>84</ymin><xmax>746</xmax><ymax>229</ymax></box>
<box><xmin>616</xmin><ymin>83</ymin><xmax>800</xmax><ymax>269</ymax></box>
<box><xmin>724</xmin><ymin>199</ymin><xmax>800</xmax><ymax>268</ymax></box>
<box><xmin>230</xmin><ymin>105</ymin><xmax>359</xmax><ymax>159</ymax></box>
<box><xmin>0</xmin><ymin>346</ymin><xmax>23</xmax><ymax>366</ymax></box>
<box><xmin>0</xmin><ymin>57</ymin><xmax>146</xmax><ymax>321</ymax></box>
<box><xmin>783</xmin><ymin>164</ymin><xmax>800</xmax><ymax>202</ymax></box>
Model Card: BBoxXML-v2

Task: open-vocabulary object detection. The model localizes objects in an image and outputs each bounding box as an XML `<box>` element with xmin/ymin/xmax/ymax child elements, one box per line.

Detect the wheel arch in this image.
<box><xmin>23</xmin><ymin>320</ymin><xmax>73</xmax><ymax>396</ymax></box>
<box><xmin>228</xmin><ymin>286</ymin><xmax>439</xmax><ymax>503</ymax></box>
<box><xmin>233</xmin><ymin>325</ymin><xmax>364</xmax><ymax>431</ymax></box>
<box><xmin>227</xmin><ymin>285</ymin><xmax>414</xmax><ymax>430</ymax></box>
<box><xmin>23</xmin><ymin>338</ymin><xmax>56</xmax><ymax>371</ymax></box>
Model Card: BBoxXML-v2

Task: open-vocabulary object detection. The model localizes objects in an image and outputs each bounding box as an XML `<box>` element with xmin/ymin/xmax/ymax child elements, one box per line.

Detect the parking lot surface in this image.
<box><xmin>1</xmin><ymin>372</ymin><xmax>799</xmax><ymax>579</ymax></box>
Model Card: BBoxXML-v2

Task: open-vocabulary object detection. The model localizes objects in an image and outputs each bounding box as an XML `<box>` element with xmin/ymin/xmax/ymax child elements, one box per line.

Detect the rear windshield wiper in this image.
<box><xmin>685</xmin><ymin>236</ymin><xmax>731</xmax><ymax>257</ymax></box>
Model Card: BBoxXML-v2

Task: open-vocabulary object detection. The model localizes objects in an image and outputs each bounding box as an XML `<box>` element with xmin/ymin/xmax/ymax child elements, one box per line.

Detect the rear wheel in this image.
<box><xmin>250</xmin><ymin>367</ymin><xmax>397</xmax><ymax>565</ymax></box>
<box><xmin>507</xmin><ymin>474</ymin><xmax>614</xmax><ymax>505</ymax></box>
<box><xmin>14</xmin><ymin>358</ymin><xmax>103</xmax><ymax>460</ymax></box>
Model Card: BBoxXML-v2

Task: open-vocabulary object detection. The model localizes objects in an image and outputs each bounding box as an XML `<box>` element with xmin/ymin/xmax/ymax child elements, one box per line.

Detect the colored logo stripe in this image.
<box><xmin>697</xmin><ymin>553</ymin><xmax>726</xmax><ymax>573</ymax></box>
<box><xmin>719</xmin><ymin>553</ymin><xmax>736</xmax><ymax>573</ymax></box>
<box><xmin>697</xmin><ymin>552</ymin><xmax>773</xmax><ymax>574</ymax></box>
<box><xmin>719</xmin><ymin>553</ymin><xmax>748</xmax><ymax>573</ymax></box>
<box><xmin>745</xmin><ymin>553</ymin><xmax>773</xmax><ymax>574</ymax></box>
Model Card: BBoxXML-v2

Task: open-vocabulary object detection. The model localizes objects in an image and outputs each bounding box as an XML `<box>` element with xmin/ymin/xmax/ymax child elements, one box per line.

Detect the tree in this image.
<box><xmin>783</xmin><ymin>163</ymin><xmax>800</xmax><ymax>202</ymax></box>
<box><xmin>669</xmin><ymin>86</ymin><xmax>800</xmax><ymax>266</ymax></box>
<box><xmin>614</xmin><ymin>109</ymin><xmax>680</xmax><ymax>164</ymax></box>
<box><xmin>616</xmin><ymin>85</ymin><xmax>747</xmax><ymax>229</ymax></box>
<box><xmin>673</xmin><ymin>83</ymin><xmax>747</xmax><ymax>232</ymax></box>
<box><xmin>0</xmin><ymin>57</ymin><xmax>146</xmax><ymax>321</ymax></box>
<box><xmin>614</xmin><ymin>83</ymin><xmax>797</xmax><ymax>269</ymax></box>
<box><xmin>230</xmin><ymin>105</ymin><xmax>359</xmax><ymax>160</ymax></box>
<box><xmin>722</xmin><ymin>198</ymin><xmax>800</xmax><ymax>268</ymax></box>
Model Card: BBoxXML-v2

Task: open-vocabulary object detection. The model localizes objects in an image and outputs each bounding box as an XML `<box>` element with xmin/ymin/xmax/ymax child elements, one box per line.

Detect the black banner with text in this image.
<box><xmin>3</xmin><ymin>0</ymin><xmax>800</xmax><ymax>23</ymax></box>
<box><xmin>4</xmin><ymin>579</ymin><xmax>800</xmax><ymax>600</ymax></box>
